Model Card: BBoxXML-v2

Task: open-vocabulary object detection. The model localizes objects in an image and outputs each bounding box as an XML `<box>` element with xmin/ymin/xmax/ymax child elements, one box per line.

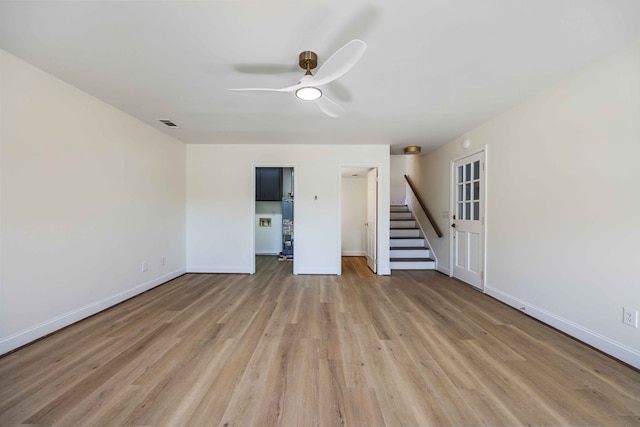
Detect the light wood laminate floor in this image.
<box><xmin>1</xmin><ymin>256</ymin><xmax>639</xmax><ymax>426</ymax></box>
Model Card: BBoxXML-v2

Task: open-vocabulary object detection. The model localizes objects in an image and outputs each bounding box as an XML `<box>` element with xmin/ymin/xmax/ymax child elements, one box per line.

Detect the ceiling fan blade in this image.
<box><xmin>310</xmin><ymin>39</ymin><xmax>367</xmax><ymax>87</ymax></box>
<box><xmin>316</xmin><ymin>95</ymin><xmax>345</xmax><ymax>118</ymax></box>
<box><xmin>228</xmin><ymin>82</ymin><xmax>303</xmax><ymax>93</ymax></box>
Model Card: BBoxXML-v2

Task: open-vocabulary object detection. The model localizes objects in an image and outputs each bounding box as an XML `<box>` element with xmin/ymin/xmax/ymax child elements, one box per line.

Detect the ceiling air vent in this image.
<box><xmin>158</xmin><ymin>119</ymin><xmax>178</xmax><ymax>128</ymax></box>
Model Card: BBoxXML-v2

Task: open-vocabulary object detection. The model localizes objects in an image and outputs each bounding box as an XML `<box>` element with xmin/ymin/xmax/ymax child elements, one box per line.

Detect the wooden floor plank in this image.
<box><xmin>1</xmin><ymin>255</ymin><xmax>639</xmax><ymax>426</ymax></box>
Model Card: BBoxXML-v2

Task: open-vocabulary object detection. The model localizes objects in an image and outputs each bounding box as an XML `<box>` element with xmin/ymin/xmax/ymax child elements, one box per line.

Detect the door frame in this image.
<box><xmin>338</xmin><ymin>163</ymin><xmax>383</xmax><ymax>275</ymax></box>
<box><xmin>366</xmin><ymin>168</ymin><xmax>378</xmax><ymax>273</ymax></box>
<box><xmin>251</xmin><ymin>163</ymin><xmax>297</xmax><ymax>275</ymax></box>
<box><xmin>449</xmin><ymin>147</ymin><xmax>488</xmax><ymax>291</ymax></box>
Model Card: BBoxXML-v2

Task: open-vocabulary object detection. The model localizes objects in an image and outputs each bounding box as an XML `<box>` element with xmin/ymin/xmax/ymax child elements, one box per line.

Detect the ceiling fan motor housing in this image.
<box><xmin>299</xmin><ymin>51</ymin><xmax>318</xmax><ymax>74</ymax></box>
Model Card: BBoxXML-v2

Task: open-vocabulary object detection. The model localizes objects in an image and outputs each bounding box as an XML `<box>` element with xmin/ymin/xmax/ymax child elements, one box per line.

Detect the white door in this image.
<box><xmin>366</xmin><ymin>168</ymin><xmax>378</xmax><ymax>273</ymax></box>
<box><xmin>451</xmin><ymin>152</ymin><xmax>485</xmax><ymax>289</ymax></box>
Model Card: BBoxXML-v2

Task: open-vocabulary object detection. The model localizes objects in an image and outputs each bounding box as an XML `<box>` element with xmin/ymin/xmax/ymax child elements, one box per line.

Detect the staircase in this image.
<box><xmin>390</xmin><ymin>205</ymin><xmax>435</xmax><ymax>270</ymax></box>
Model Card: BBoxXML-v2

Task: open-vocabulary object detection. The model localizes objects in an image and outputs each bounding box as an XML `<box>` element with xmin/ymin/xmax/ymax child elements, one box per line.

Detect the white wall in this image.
<box><xmin>186</xmin><ymin>144</ymin><xmax>390</xmax><ymax>275</ymax></box>
<box><xmin>390</xmin><ymin>155</ymin><xmax>407</xmax><ymax>205</ymax></box>
<box><xmin>255</xmin><ymin>214</ymin><xmax>283</xmax><ymax>255</ymax></box>
<box><xmin>0</xmin><ymin>50</ymin><xmax>186</xmax><ymax>354</ymax></box>
<box><xmin>341</xmin><ymin>176</ymin><xmax>367</xmax><ymax>256</ymax></box>
<box><xmin>408</xmin><ymin>41</ymin><xmax>640</xmax><ymax>367</ymax></box>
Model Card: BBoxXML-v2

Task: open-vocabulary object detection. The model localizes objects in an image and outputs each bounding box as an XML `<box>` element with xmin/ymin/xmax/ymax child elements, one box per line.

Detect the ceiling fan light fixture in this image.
<box><xmin>404</xmin><ymin>145</ymin><xmax>421</xmax><ymax>154</ymax></box>
<box><xmin>295</xmin><ymin>86</ymin><xmax>322</xmax><ymax>101</ymax></box>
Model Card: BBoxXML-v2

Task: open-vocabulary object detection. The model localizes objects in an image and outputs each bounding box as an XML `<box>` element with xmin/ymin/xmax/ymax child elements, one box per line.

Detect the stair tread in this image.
<box><xmin>390</xmin><ymin>227</ymin><xmax>420</xmax><ymax>230</ymax></box>
<box><xmin>390</xmin><ymin>258</ymin><xmax>435</xmax><ymax>262</ymax></box>
<box><xmin>390</xmin><ymin>246</ymin><xmax>430</xmax><ymax>250</ymax></box>
<box><xmin>391</xmin><ymin>236</ymin><xmax>423</xmax><ymax>239</ymax></box>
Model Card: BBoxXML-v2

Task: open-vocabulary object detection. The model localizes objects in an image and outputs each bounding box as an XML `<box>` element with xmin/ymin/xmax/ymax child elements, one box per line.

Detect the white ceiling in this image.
<box><xmin>1</xmin><ymin>1</ymin><xmax>639</xmax><ymax>154</ymax></box>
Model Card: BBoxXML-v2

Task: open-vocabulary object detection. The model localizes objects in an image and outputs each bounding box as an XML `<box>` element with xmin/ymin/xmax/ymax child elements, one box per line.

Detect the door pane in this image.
<box><xmin>473</xmin><ymin>161</ymin><xmax>480</xmax><ymax>180</ymax></box>
<box><xmin>465</xmin><ymin>163</ymin><xmax>471</xmax><ymax>181</ymax></box>
<box><xmin>473</xmin><ymin>181</ymin><xmax>480</xmax><ymax>200</ymax></box>
<box><xmin>465</xmin><ymin>183</ymin><xmax>471</xmax><ymax>201</ymax></box>
<box><xmin>458</xmin><ymin>184</ymin><xmax>463</xmax><ymax>201</ymax></box>
<box><xmin>469</xmin><ymin>232</ymin><xmax>480</xmax><ymax>272</ymax></box>
<box><xmin>473</xmin><ymin>202</ymin><xmax>479</xmax><ymax>220</ymax></box>
<box><xmin>456</xmin><ymin>231</ymin><xmax>467</xmax><ymax>268</ymax></box>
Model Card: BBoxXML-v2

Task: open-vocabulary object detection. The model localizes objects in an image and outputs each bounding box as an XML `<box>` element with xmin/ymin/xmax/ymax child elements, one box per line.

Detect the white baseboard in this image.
<box><xmin>437</xmin><ymin>265</ymin><xmax>450</xmax><ymax>275</ymax></box>
<box><xmin>485</xmin><ymin>285</ymin><xmax>640</xmax><ymax>369</ymax></box>
<box><xmin>255</xmin><ymin>251</ymin><xmax>280</xmax><ymax>255</ymax></box>
<box><xmin>341</xmin><ymin>251</ymin><xmax>366</xmax><ymax>256</ymax></box>
<box><xmin>0</xmin><ymin>268</ymin><xmax>186</xmax><ymax>356</ymax></box>
<box><xmin>295</xmin><ymin>268</ymin><xmax>338</xmax><ymax>275</ymax></box>
<box><xmin>120</xmin><ymin>269</ymin><xmax>186</xmax><ymax>300</ymax></box>
<box><xmin>187</xmin><ymin>266</ymin><xmax>252</xmax><ymax>274</ymax></box>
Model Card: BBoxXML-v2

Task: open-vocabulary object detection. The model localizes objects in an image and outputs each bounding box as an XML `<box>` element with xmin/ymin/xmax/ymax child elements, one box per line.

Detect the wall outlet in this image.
<box><xmin>141</xmin><ymin>261</ymin><xmax>148</xmax><ymax>272</ymax></box>
<box><xmin>623</xmin><ymin>307</ymin><xmax>638</xmax><ymax>328</ymax></box>
<box><xmin>161</xmin><ymin>256</ymin><xmax>166</xmax><ymax>266</ymax></box>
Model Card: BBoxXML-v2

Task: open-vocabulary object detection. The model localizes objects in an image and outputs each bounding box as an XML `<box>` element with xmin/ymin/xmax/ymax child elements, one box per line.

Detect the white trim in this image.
<box><xmin>255</xmin><ymin>251</ymin><xmax>280</xmax><ymax>255</ymax></box>
<box><xmin>341</xmin><ymin>251</ymin><xmax>367</xmax><ymax>256</ymax></box>
<box><xmin>483</xmin><ymin>145</ymin><xmax>489</xmax><ymax>291</ymax></box>
<box><xmin>337</xmin><ymin>167</ymin><xmax>342</xmax><ymax>275</ymax></box>
<box><xmin>187</xmin><ymin>266</ymin><xmax>251</xmax><ymax>274</ymax></box>
<box><xmin>449</xmin><ymin>158</ymin><xmax>455</xmax><ymax>278</ymax></box>
<box><xmin>0</xmin><ymin>268</ymin><xmax>186</xmax><ymax>356</ymax></box>
<box><xmin>485</xmin><ymin>285</ymin><xmax>640</xmax><ymax>369</ymax></box>
<box><xmin>437</xmin><ymin>266</ymin><xmax>450</xmax><ymax>275</ymax></box>
<box><xmin>296</xmin><ymin>268</ymin><xmax>338</xmax><ymax>275</ymax></box>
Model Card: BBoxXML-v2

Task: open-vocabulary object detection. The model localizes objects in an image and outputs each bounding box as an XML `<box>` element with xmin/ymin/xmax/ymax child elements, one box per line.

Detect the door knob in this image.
<box><xmin>451</xmin><ymin>223</ymin><xmax>456</xmax><ymax>228</ymax></box>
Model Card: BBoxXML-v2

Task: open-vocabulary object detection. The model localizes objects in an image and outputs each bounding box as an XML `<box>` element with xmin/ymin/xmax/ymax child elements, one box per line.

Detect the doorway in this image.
<box><xmin>253</xmin><ymin>166</ymin><xmax>295</xmax><ymax>274</ymax></box>
<box><xmin>450</xmin><ymin>150</ymin><xmax>485</xmax><ymax>289</ymax></box>
<box><xmin>339</xmin><ymin>166</ymin><xmax>379</xmax><ymax>274</ymax></box>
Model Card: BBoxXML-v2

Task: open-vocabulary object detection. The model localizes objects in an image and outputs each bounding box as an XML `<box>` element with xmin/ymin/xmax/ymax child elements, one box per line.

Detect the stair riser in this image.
<box><xmin>390</xmin><ymin>261</ymin><xmax>436</xmax><ymax>270</ymax></box>
<box><xmin>390</xmin><ymin>249</ymin><xmax>431</xmax><ymax>258</ymax></box>
<box><xmin>390</xmin><ymin>239</ymin><xmax>425</xmax><ymax>247</ymax></box>
<box><xmin>390</xmin><ymin>205</ymin><xmax>409</xmax><ymax>212</ymax></box>
<box><xmin>390</xmin><ymin>220</ymin><xmax>416</xmax><ymax>228</ymax></box>
<box><xmin>390</xmin><ymin>229</ymin><xmax>421</xmax><ymax>238</ymax></box>
<box><xmin>390</xmin><ymin>212</ymin><xmax>413</xmax><ymax>220</ymax></box>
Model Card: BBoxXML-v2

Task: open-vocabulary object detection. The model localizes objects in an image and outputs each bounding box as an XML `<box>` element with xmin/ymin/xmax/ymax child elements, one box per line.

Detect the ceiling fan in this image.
<box><xmin>229</xmin><ymin>39</ymin><xmax>367</xmax><ymax>118</ymax></box>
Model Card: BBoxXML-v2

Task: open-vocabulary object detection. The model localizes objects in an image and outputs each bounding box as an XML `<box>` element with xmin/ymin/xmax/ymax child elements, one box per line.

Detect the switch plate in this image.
<box><xmin>623</xmin><ymin>307</ymin><xmax>638</xmax><ymax>328</ymax></box>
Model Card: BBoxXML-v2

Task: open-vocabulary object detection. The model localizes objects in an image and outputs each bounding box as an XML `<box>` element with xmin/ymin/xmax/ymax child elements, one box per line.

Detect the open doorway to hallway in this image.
<box><xmin>254</xmin><ymin>166</ymin><xmax>294</xmax><ymax>274</ymax></box>
<box><xmin>340</xmin><ymin>166</ymin><xmax>378</xmax><ymax>274</ymax></box>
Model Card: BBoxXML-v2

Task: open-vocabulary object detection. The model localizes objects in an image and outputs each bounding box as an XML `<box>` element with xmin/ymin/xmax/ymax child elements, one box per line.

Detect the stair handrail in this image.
<box><xmin>404</xmin><ymin>175</ymin><xmax>443</xmax><ymax>238</ymax></box>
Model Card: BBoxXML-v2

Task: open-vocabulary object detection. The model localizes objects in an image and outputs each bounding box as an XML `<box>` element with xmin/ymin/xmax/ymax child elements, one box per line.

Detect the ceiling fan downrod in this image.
<box><xmin>299</xmin><ymin>51</ymin><xmax>318</xmax><ymax>75</ymax></box>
